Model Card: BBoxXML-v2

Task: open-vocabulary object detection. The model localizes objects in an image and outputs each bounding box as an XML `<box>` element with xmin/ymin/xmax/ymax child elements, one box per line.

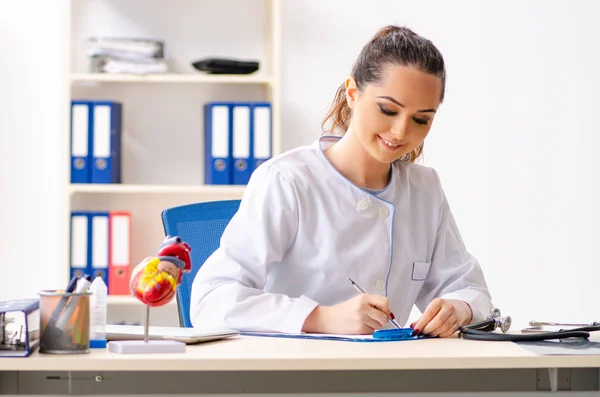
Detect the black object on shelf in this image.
<box><xmin>191</xmin><ymin>58</ymin><xmax>259</xmax><ymax>74</ymax></box>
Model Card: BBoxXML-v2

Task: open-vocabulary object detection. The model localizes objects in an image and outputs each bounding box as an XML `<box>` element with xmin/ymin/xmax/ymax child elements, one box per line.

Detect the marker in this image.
<box><xmin>347</xmin><ymin>277</ymin><xmax>401</xmax><ymax>329</ymax></box>
<box><xmin>75</xmin><ymin>275</ymin><xmax>93</xmax><ymax>293</ymax></box>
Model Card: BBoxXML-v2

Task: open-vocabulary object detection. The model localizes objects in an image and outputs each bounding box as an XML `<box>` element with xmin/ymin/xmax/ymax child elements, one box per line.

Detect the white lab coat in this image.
<box><xmin>190</xmin><ymin>136</ymin><xmax>493</xmax><ymax>333</ymax></box>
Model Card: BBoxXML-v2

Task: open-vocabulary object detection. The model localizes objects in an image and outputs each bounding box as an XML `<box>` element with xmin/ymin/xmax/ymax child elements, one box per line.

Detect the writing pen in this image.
<box><xmin>48</xmin><ymin>275</ymin><xmax>80</xmax><ymax>326</ymax></box>
<box><xmin>347</xmin><ymin>277</ymin><xmax>401</xmax><ymax>329</ymax></box>
<box><xmin>66</xmin><ymin>276</ymin><xmax>79</xmax><ymax>293</ymax></box>
<box><xmin>55</xmin><ymin>274</ymin><xmax>92</xmax><ymax>330</ymax></box>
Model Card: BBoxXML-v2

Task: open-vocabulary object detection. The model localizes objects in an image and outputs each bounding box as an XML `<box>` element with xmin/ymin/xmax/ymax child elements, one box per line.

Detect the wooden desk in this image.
<box><xmin>1</xmin><ymin>335</ymin><xmax>599</xmax><ymax>395</ymax></box>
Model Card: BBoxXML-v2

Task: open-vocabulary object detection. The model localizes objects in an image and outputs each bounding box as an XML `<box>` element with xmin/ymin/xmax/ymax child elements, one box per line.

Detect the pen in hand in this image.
<box><xmin>347</xmin><ymin>277</ymin><xmax>402</xmax><ymax>329</ymax></box>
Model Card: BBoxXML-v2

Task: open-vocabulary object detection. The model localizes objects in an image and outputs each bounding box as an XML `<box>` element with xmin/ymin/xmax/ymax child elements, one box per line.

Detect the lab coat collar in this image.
<box><xmin>314</xmin><ymin>135</ymin><xmax>397</xmax><ymax>201</ymax></box>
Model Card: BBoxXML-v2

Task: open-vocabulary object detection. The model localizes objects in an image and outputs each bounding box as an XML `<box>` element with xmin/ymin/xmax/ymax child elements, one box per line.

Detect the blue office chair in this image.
<box><xmin>161</xmin><ymin>199</ymin><xmax>241</xmax><ymax>328</ymax></box>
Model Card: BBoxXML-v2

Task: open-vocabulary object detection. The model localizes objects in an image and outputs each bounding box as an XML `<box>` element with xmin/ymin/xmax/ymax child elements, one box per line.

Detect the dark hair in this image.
<box><xmin>321</xmin><ymin>25</ymin><xmax>446</xmax><ymax>162</ymax></box>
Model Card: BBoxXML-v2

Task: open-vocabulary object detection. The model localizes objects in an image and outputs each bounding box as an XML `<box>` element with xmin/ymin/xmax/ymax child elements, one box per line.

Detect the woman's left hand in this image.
<box><xmin>411</xmin><ymin>298</ymin><xmax>472</xmax><ymax>338</ymax></box>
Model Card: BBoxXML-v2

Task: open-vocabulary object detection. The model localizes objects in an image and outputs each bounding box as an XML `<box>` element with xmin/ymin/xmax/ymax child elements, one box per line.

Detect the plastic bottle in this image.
<box><xmin>89</xmin><ymin>276</ymin><xmax>108</xmax><ymax>348</ymax></box>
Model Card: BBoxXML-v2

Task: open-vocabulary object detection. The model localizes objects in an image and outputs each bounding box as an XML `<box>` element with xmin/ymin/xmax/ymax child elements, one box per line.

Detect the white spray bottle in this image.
<box><xmin>89</xmin><ymin>276</ymin><xmax>108</xmax><ymax>348</ymax></box>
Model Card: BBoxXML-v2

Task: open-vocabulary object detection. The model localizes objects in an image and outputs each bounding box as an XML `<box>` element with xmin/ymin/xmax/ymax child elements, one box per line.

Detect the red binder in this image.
<box><xmin>108</xmin><ymin>211</ymin><xmax>131</xmax><ymax>295</ymax></box>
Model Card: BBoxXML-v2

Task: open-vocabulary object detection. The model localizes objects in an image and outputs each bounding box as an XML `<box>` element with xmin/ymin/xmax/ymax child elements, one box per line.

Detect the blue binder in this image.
<box><xmin>90</xmin><ymin>101</ymin><xmax>122</xmax><ymax>184</ymax></box>
<box><xmin>70</xmin><ymin>211</ymin><xmax>111</xmax><ymax>289</ymax></box>
<box><xmin>0</xmin><ymin>299</ymin><xmax>40</xmax><ymax>357</ymax></box>
<box><xmin>251</xmin><ymin>102</ymin><xmax>272</xmax><ymax>171</ymax></box>
<box><xmin>70</xmin><ymin>101</ymin><xmax>91</xmax><ymax>183</ymax></box>
<box><xmin>70</xmin><ymin>212</ymin><xmax>90</xmax><ymax>280</ymax></box>
<box><xmin>231</xmin><ymin>103</ymin><xmax>252</xmax><ymax>185</ymax></box>
<box><xmin>90</xmin><ymin>212</ymin><xmax>110</xmax><ymax>288</ymax></box>
<box><xmin>204</xmin><ymin>102</ymin><xmax>232</xmax><ymax>185</ymax></box>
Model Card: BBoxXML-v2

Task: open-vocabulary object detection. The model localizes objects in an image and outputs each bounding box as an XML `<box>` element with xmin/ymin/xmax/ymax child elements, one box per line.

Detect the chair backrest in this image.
<box><xmin>161</xmin><ymin>199</ymin><xmax>241</xmax><ymax>327</ymax></box>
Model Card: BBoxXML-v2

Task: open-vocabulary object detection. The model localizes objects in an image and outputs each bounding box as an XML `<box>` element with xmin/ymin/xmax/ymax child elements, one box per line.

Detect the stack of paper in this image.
<box><xmin>87</xmin><ymin>37</ymin><xmax>168</xmax><ymax>75</ymax></box>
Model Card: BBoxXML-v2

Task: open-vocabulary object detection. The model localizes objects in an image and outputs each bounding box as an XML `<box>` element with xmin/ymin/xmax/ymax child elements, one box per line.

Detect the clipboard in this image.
<box><xmin>242</xmin><ymin>328</ymin><xmax>426</xmax><ymax>342</ymax></box>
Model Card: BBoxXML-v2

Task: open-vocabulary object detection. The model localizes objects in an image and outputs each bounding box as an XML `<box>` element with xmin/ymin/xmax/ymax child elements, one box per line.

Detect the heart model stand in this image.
<box><xmin>108</xmin><ymin>236</ymin><xmax>192</xmax><ymax>354</ymax></box>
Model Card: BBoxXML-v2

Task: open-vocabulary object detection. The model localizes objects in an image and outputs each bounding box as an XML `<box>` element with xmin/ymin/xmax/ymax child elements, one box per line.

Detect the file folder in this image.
<box><xmin>252</xmin><ymin>103</ymin><xmax>272</xmax><ymax>171</ymax></box>
<box><xmin>204</xmin><ymin>102</ymin><xmax>232</xmax><ymax>185</ymax></box>
<box><xmin>70</xmin><ymin>101</ymin><xmax>91</xmax><ymax>183</ymax></box>
<box><xmin>70</xmin><ymin>212</ymin><xmax>90</xmax><ymax>280</ymax></box>
<box><xmin>108</xmin><ymin>211</ymin><xmax>131</xmax><ymax>295</ymax></box>
<box><xmin>232</xmin><ymin>103</ymin><xmax>252</xmax><ymax>185</ymax></box>
<box><xmin>91</xmin><ymin>101</ymin><xmax>123</xmax><ymax>184</ymax></box>
<box><xmin>90</xmin><ymin>212</ymin><xmax>110</xmax><ymax>287</ymax></box>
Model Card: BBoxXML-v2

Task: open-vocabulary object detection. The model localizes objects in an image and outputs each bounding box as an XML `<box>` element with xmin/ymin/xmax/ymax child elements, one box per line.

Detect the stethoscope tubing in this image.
<box><xmin>459</xmin><ymin>325</ymin><xmax>600</xmax><ymax>342</ymax></box>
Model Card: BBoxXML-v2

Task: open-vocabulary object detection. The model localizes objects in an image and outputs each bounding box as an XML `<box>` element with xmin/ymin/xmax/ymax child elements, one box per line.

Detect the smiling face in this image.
<box><xmin>346</xmin><ymin>64</ymin><xmax>442</xmax><ymax>164</ymax></box>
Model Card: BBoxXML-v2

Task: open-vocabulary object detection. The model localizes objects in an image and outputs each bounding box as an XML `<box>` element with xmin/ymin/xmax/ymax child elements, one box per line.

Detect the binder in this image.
<box><xmin>90</xmin><ymin>212</ymin><xmax>110</xmax><ymax>288</ymax></box>
<box><xmin>91</xmin><ymin>101</ymin><xmax>123</xmax><ymax>184</ymax></box>
<box><xmin>70</xmin><ymin>101</ymin><xmax>91</xmax><ymax>183</ymax></box>
<box><xmin>231</xmin><ymin>103</ymin><xmax>252</xmax><ymax>185</ymax></box>
<box><xmin>0</xmin><ymin>299</ymin><xmax>40</xmax><ymax>357</ymax></box>
<box><xmin>70</xmin><ymin>212</ymin><xmax>90</xmax><ymax>280</ymax></box>
<box><xmin>204</xmin><ymin>102</ymin><xmax>232</xmax><ymax>185</ymax></box>
<box><xmin>108</xmin><ymin>211</ymin><xmax>131</xmax><ymax>295</ymax></box>
<box><xmin>252</xmin><ymin>102</ymin><xmax>272</xmax><ymax>171</ymax></box>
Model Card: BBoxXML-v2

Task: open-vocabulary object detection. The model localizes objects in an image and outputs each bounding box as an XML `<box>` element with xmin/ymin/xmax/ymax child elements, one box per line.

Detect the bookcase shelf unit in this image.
<box><xmin>71</xmin><ymin>73</ymin><xmax>273</xmax><ymax>85</ymax></box>
<box><xmin>69</xmin><ymin>184</ymin><xmax>246</xmax><ymax>196</ymax></box>
<box><xmin>65</xmin><ymin>0</ymin><xmax>281</xmax><ymax>313</ymax></box>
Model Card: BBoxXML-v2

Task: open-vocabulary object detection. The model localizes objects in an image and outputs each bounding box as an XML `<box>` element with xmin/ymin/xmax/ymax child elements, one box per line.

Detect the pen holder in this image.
<box><xmin>38</xmin><ymin>290</ymin><xmax>91</xmax><ymax>354</ymax></box>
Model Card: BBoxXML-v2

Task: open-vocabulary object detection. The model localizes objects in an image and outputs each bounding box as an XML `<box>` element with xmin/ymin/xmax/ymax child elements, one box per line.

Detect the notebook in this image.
<box><xmin>106</xmin><ymin>324</ymin><xmax>239</xmax><ymax>345</ymax></box>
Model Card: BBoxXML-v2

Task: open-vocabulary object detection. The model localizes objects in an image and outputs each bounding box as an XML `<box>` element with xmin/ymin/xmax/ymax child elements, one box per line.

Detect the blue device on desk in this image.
<box><xmin>372</xmin><ymin>328</ymin><xmax>419</xmax><ymax>341</ymax></box>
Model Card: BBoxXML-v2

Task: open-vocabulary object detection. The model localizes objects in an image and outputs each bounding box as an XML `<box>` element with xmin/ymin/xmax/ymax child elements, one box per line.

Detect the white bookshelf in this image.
<box><xmin>66</xmin><ymin>0</ymin><xmax>281</xmax><ymax>319</ymax></box>
<box><xmin>71</xmin><ymin>73</ymin><xmax>273</xmax><ymax>85</ymax></box>
<box><xmin>69</xmin><ymin>184</ymin><xmax>246</xmax><ymax>196</ymax></box>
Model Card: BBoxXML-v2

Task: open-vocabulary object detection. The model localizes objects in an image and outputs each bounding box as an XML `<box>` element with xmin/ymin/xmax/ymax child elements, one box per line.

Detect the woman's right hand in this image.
<box><xmin>302</xmin><ymin>294</ymin><xmax>393</xmax><ymax>334</ymax></box>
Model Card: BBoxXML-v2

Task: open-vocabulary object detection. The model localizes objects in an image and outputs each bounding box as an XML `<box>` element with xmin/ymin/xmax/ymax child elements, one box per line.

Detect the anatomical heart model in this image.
<box><xmin>108</xmin><ymin>236</ymin><xmax>192</xmax><ymax>354</ymax></box>
<box><xmin>130</xmin><ymin>236</ymin><xmax>192</xmax><ymax>307</ymax></box>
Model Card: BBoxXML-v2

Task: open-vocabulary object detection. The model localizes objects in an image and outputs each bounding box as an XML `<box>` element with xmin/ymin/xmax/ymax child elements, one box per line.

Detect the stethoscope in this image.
<box><xmin>458</xmin><ymin>308</ymin><xmax>600</xmax><ymax>342</ymax></box>
<box><xmin>522</xmin><ymin>320</ymin><xmax>600</xmax><ymax>333</ymax></box>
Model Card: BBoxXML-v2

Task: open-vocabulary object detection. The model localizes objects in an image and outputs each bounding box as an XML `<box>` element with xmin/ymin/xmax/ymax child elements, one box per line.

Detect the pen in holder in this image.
<box><xmin>38</xmin><ymin>290</ymin><xmax>91</xmax><ymax>354</ymax></box>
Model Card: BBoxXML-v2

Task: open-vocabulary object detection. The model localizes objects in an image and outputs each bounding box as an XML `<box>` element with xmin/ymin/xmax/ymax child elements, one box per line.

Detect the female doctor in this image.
<box><xmin>190</xmin><ymin>25</ymin><xmax>494</xmax><ymax>338</ymax></box>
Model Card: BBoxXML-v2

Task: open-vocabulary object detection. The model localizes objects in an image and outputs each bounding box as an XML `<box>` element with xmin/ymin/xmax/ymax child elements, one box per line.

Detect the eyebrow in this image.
<box><xmin>377</xmin><ymin>96</ymin><xmax>437</xmax><ymax>113</ymax></box>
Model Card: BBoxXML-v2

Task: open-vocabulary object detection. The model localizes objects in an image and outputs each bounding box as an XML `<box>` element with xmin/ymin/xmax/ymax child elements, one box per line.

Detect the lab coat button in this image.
<box><xmin>378</xmin><ymin>207</ymin><xmax>389</xmax><ymax>219</ymax></box>
<box><xmin>375</xmin><ymin>279</ymin><xmax>385</xmax><ymax>291</ymax></box>
<box><xmin>356</xmin><ymin>199</ymin><xmax>370</xmax><ymax>212</ymax></box>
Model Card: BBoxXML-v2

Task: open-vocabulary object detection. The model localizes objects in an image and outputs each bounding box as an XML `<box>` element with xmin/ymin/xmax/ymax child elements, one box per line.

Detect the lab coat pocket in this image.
<box><xmin>411</xmin><ymin>261</ymin><xmax>431</xmax><ymax>281</ymax></box>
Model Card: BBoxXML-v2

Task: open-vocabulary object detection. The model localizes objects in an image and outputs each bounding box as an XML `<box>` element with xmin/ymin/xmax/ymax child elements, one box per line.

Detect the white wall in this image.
<box><xmin>281</xmin><ymin>0</ymin><xmax>600</xmax><ymax>329</ymax></box>
<box><xmin>0</xmin><ymin>1</ymin><xmax>70</xmax><ymax>301</ymax></box>
<box><xmin>2</xmin><ymin>0</ymin><xmax>600</xmax><ymax>331</ymax></box>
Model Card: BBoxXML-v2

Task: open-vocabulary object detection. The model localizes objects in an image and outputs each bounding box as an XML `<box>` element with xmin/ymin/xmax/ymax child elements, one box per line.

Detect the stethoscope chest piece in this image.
<box><xmin>487</xmin><ymin>308</ymin><xmax>512</xmax><ymax>333</ymax></box>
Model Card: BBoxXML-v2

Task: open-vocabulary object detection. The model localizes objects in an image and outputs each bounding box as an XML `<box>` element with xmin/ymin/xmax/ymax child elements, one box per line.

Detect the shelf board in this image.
<box><xmin>108</xmin><ymin>295</ymin><xmax>176</xmax><ymax>306</ymax></box>
<box><xmin>69</xmin><ymin>184</ymin><xmax>245</xmax><ymax>195</ymax></box>
<box><xmin>71</xmin><ymin>73</ymin><xmax>272</xmax><ymax>85</ymax></box>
